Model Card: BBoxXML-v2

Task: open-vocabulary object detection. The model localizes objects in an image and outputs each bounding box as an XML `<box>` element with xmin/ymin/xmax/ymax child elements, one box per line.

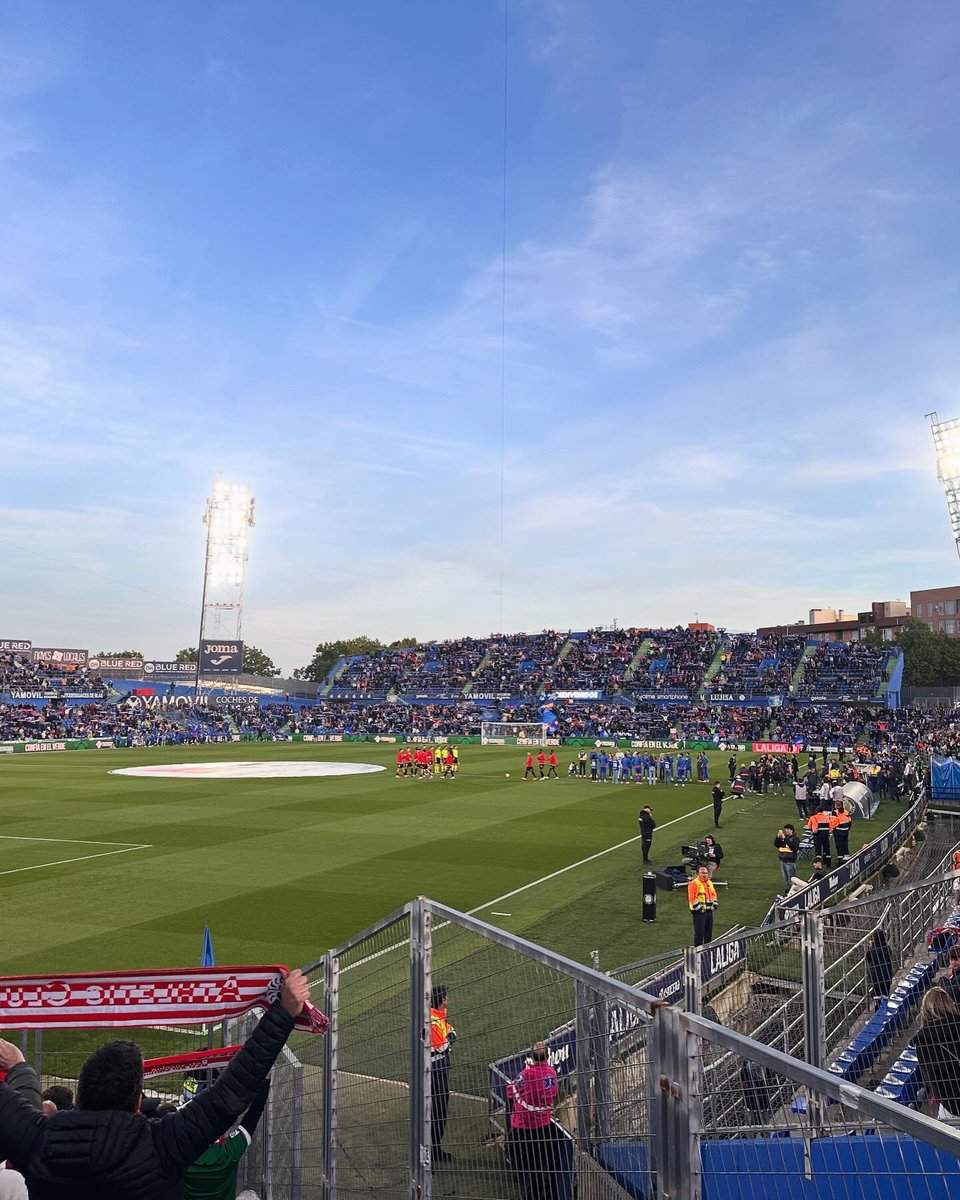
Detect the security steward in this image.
<box><xmin>830</xmin><ymin>803</ymin><xmax>852</xmax><ymax>865</ymax></box>
<box><xmin>506</xmin><ymin>1040</ymin><xmax>562</xmax><ymax>1199</ymax></box>
<box><xmin>688</xmin><ymin>865</ymin><xmax>718</xmax><ymax>947</ymax></box>
<box><xmin>429</xmin><ymin>984</ymin><xmax>457</xmax><ymax>1164</ymax></box>
<box><xmin>807</xmin><ymin>804</ymin><xmax>833</xmax><ymax>869</ymax></box>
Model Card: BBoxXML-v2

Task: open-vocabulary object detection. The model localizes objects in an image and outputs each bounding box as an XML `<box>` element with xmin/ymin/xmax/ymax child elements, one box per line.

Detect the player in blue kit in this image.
<box><xmin>598</xmin><ymin>752</ymin><xmax>608</xmax><ymax>782</ymax></box>
<box><xmin>697</xmin><ymin>752</ymin><xmax>710</xmax><ymax>782</ymax></box>
<box><xmin>676</xmin><ymin>754</ymin><xmax>688</xmax><ymax>786</ymax></box>
<box><xmin>646</xmin><ymin>755</ymin><xmax>658</xmax><ymax>786</ymax></box>
<box><xmin>589</xmin><ymin>751</ymin><xmax>599</xmax><ymax>781</ymax></box>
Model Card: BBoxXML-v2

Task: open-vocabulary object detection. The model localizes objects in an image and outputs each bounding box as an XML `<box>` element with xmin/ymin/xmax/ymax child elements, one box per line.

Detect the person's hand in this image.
<box><xmin>280</xmin><ymin>968</ymin><xmax>310</xmax><ymax>1017</ymax></box>
<box><xmin>0</xmin><ymin>1039</ymin><xmax>25</xmax><ymax>1070</ymax></box>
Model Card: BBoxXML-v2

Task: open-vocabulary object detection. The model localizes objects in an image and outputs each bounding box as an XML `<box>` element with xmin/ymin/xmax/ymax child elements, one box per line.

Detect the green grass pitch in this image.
<box><xmin>0</xmin><ymin>744</ymin><xmax>897</xmax><ymax>979</ymax></box>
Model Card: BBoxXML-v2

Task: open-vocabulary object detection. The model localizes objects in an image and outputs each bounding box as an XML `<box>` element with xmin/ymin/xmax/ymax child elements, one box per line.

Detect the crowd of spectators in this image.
<box><xmin>542</xmin><ymin>628</ymin><xmax>642</xmax><ymax>694</ymax></box>
<box><xmin>468</xmin><ymin>631</ymin><xmax>567</xmax><ymax>696</ymax></box>
<box><xmin>711</xmin><ymin>633</ymin><xmax>806</xmax><ymax>697</ymax></box>
<box><xmin>309</xmin><ymin>628</ymin><xmax>897</xmax><ymax>707</ymax></box>
<box><xmin>793</xmin><ymin>642</ymin><xmax>891</xmax><ymax>701</ymax></box>
<box><xmin>0</xmin><ymin>653</ymin><xmax>106</xmax><ymax>697</ymax></box>
<box><xmin>629</xmin><ymin>628</ymin><xmax>720</xmax><ymax>696</ymax></box>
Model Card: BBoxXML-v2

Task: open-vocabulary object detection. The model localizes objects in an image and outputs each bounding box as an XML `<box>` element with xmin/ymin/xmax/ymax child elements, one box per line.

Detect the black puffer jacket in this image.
<box><xmin>0</xmin><ymin>1002</ymin><xmax>294</xmax><ymax>1200</ymax></box>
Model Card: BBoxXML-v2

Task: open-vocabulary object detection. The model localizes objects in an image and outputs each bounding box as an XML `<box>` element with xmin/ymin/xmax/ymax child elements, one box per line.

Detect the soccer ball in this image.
<box><xmin>505</xmin><ymin>772</ymin><xmax>510</xmax><ymax>778</ymax></box>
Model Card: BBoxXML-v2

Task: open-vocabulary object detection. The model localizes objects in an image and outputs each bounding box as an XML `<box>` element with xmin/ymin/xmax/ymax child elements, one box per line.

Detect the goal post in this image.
<box><xmin>480</xmin><ymin>721</ymin><xmax>550</xmax><ymax>746</ymax></box>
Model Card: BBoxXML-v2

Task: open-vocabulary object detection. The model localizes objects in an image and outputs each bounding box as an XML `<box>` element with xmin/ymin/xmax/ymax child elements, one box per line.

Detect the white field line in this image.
<box><xmin>0</xmin><ymin>844</ymin><xmax>153</xmax><ymax>878</ymax></box>
<box><xmin>466</xmin><ymin>801</ymin><xmax>712</xmax><ymax>917</ymax></box>
<box><xmin>0</xmin><ymin>835</ymin><xmax>147</xmax><ymax>847</ymax></box>
<box><xmin>339</xmin><ymin>801</ymin><xmax>713</xmax><ymax>975</ymax></box>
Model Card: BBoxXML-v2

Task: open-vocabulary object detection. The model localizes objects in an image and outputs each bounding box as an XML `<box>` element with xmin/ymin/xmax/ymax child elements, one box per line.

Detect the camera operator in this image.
<box><xmin>702</xmin><ymin>834</ymin><xmax>723</xmax><ymax>878</ymax></box>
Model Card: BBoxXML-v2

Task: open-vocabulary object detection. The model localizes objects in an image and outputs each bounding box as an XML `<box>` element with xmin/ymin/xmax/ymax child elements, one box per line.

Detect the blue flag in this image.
<box><xmin>201</xmin><ymin>925</ymin><xmax>215</xmax><ymax>968</ymax></box>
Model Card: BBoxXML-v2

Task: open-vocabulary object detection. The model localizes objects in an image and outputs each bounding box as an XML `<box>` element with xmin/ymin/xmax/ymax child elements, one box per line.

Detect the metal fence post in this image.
<box><xmin>409</xmin><ymin>898</ymin><xmax>432</xmax><ymax>1200</ymax></box>
<box><xmin>33</xmin><ymin>1031</ymin><xmax>42</xmax><ymax>1084</ymax></box>
<box><xmin>651</xmin><ymin>1003</ymin><xmax>698</xmax><ymax>1200</ymax></box>
<box><xmin>264</xmin><ymin>1077</ymin><xmax>274</xmax><ymax>1200</ymax></box>
<box><xmin>591</xmin><ymin>982</ymin><xmax>611</xmax><ymax>1143</ymax></box>
<box><xmin>682</xmin><ymin>1020</ymin><xmax>703</xmax><ymax>1200</ymax></box>
<box><xmin>321</xmin><ymin>950</ymin><xmax>338</xmax><ymax>1200</ymax></box>
<box><xmin>290</xmin><ymin>1059</ymin><xmax>303</xmax><ymax>1200</ymax></box>
<box><xmin>575</xmin><ymin>980</ymin><xmax>594</xmax><ymax>1150</ymax></box>
<box><xmin>801</xmin><ymin>910</ymin><xmax>826</xmax><ymax>1070</ymax></box>
<box><xmin>683</xmin><ymin>946</ymin><xmax>702</xmax><ymax>1015</ymax></box>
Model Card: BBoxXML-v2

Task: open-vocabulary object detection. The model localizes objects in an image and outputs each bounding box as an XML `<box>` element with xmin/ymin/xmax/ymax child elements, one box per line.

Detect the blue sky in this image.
<box><xmin>2</xmin><ymin>0</ymin><xmax>959</xmax><ymax>673</ymax></box>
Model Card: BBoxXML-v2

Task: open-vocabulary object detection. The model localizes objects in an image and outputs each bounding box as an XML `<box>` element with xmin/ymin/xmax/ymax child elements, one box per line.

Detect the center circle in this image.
<box><xmin>109</xmin><ymin>761</ymin><xmax>387</xmax><ymax>780</ymax></box>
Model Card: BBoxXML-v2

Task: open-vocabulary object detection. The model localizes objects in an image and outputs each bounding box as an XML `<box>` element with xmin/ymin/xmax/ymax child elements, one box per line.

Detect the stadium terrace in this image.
<box><xmin>0</xmin><ymin>628</ymin><xmax>921</xmax><ymax>749</ymax></box>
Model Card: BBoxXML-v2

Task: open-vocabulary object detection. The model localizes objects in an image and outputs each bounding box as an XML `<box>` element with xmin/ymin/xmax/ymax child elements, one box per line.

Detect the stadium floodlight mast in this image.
<box><xmin>927</xmin><ymin>411</ymin><xmax>960</xmax><ymax>561</ymax></box>
<box><xmin>195</xmin><ymin>478</ymin><xmax>256</xmax><ymax>695</ymax></box>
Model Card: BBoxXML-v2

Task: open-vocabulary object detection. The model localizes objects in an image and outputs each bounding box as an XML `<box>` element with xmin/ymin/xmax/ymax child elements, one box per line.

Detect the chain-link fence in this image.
<box><xmin>11</xmin><ymin>877</ymin><xmax>960</xmax><ymax>1200</ymax></box>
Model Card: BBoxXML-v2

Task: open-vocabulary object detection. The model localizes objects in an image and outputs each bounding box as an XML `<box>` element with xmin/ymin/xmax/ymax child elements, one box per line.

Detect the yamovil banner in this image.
<box><xmin>0</xmin><ymin>966</ymin><xmax>329</xmax><ymax>1034</ymax></box>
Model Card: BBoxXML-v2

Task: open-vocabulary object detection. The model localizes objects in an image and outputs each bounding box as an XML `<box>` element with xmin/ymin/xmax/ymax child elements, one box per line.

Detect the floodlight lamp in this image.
<box><xmin>933</xmin><ymin>417</ymin><xmax>960</xmax><ymax>482</ymax></box>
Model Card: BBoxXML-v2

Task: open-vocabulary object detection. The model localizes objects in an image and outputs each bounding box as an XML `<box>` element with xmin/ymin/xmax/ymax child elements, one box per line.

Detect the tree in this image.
<box><xmin>242</xmin><ymin>645</ymin><xmax>281</xmax><ymax>677</ymax></box>
<box><xmin>96</xmin><ymin>650</ymin><xmax>144</xmax><ymax>659</ymax></box>
<box><xmin>387</xmin><ymin>636</ymin><xmax>420</xmax><ymax>649</ymax></box>
<box><xmin>175</xmin><ymin>647</ymin><xmax>198</xmax><ymax>663</ymax></box>
<box><xmin>895</xmin><ymin>618</ymin><xmax>960</xmax><ymax>686</ymax></box>
<box><xmin>294</xmin><ymin>636</ymin><xmax>384</xmax><ymax>681</ymax></box>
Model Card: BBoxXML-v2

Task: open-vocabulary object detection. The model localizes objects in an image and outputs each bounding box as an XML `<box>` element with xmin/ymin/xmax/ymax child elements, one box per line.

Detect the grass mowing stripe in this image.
<box><xmin>467</xmin><ymin>800</ymin><xmax>713</xmax><ymax>916</ymax></box>
<box><xmin>338</xmin><ymin>800</ymin><xmax>716</xmax><ymax>976</ymax></box>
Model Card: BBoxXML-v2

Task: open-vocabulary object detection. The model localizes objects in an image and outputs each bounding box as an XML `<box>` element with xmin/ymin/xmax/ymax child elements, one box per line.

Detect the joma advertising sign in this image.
<box><xmin>199</xmin><ymin>640</ymin><xmax>244</xmax><ymax>675</ymax></box>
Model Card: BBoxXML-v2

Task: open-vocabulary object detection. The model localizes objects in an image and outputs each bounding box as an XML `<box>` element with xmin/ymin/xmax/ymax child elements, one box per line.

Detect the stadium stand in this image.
<box><xmin>627</xmin><ymin>627</ymin><xmax>720</xmax><ymax>697</ymax></box>
<box><xmin>794</xmin><ymin>641</ymin><xmax>891</xmax><ymax>701</ymax></box>
<box><xmin>542</xmin><ymin>627</ymin><xmax>645</xmax><ymax>694</ymax></box>
<box><xmin>710</xmin><ymin>632</ymin><xmax>806</xmax><ymax>697</ymax></box>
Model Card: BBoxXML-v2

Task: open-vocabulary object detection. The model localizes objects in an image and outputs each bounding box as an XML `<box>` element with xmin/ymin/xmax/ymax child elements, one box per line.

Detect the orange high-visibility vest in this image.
<box><xmin>687</xmin><ymin>877</ymin><xmax>718</xmax><ymax>912</ymax></box>
<box><xmin>430</xmin><ymin>1006</ymin><xmax>452</xmax><ymax>1055</ymax></box>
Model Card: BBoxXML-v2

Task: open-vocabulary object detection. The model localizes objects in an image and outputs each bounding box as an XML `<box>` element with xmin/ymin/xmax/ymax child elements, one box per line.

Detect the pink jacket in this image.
<box><xmin>508</xmin><ymin>1060</ymin><xmax>558</xmax><ymax>1129</ymax></box>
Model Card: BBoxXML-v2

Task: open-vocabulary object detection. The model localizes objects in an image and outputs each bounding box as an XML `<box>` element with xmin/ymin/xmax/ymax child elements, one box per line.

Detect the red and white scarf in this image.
<box><xmin>0</xmin><ymin>966</ymin><xmax>329</xmax><ymax>1033</ymax></box>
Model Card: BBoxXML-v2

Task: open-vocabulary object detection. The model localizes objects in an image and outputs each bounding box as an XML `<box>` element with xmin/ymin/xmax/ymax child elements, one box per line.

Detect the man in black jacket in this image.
<box><xmin>0</xmin><ymin>968</ymin><xmax>311</xmax><ymax>1200</ymax></box>
<box><xmin>773</xmin><ymin>825</ymin><xmax>800</xmax><ymax>889</ymax></box>
<box><xmin>711</xmin><ymin>783</ymin><xmax>724</xmax><ymax>828</ymax></box>
<box><xmin>638</xmin><ymin>806</ymin><xmax>656</xmax><ymax>864</ymax></box>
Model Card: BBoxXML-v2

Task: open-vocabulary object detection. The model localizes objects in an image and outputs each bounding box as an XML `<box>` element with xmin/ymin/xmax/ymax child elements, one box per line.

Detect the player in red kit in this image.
<box><xmin>524</xmin><ymin>753</ymin><xmax>536</xmax><ymax>780</ymax></box>
<box><xmin>507</xmin><ymin>1041</ymin><xmax>563</xmax><ymax>1196</ymax></box>
<box><xmin>547</xmin><ymin>751</ymin><xmax>558</xmax><ymax>779</ymax></box>
<box><xmin>537</xmin><ymin>750</ymin><xmax>547</xmax><ymax>779</ymax></box>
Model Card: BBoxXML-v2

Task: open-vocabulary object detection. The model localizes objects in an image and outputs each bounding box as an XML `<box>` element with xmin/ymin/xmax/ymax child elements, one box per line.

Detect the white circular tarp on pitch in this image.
<box><xmin>110</xmin><ymin>761</ymin><xmax>386</xmax><ymax>780</ymax></box>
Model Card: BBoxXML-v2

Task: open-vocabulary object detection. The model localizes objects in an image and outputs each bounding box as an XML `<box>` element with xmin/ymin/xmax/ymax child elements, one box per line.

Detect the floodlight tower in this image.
<box><xmin>195</xmin><ymin>478</ymin><xmax>256</xmax><ymax>695</ymax></box>
<box><xmin>927</xmin><ymin>412</ymin><xmax>960</xmax><ymax>561</ymax></box>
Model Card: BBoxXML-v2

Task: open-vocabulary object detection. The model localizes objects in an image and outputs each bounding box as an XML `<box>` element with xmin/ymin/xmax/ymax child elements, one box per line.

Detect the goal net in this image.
<box><xmin>480</xmin><ymin>721</ymin><xmax>550</xmax><ymax>746</ymax></box>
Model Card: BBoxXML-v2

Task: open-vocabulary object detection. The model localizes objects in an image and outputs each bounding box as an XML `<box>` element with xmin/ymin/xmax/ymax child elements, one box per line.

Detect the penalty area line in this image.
<box><xmin>467</xmin><ymin>801</ymin><xmax>713</xmax><ymax>918</ymax></box>
<box><xmin>0</xmin><ymin>844</ymin><xmax>153</xmax><ymax>879</ymax></box>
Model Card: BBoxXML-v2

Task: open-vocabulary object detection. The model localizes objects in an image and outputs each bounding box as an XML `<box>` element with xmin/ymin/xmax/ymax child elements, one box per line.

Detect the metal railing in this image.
<box><xmin>290</xmin><ymin>893</ymin><xmax>960</xmax><ymax>1199</ymax></box>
